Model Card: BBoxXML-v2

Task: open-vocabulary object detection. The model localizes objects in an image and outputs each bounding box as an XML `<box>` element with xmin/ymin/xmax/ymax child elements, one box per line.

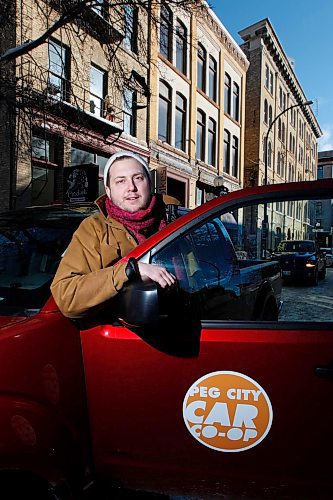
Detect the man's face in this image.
<box><xmin>105</xmin><ymin>158</ymin><xmax>151</xmax><ymax>213</ymax></box>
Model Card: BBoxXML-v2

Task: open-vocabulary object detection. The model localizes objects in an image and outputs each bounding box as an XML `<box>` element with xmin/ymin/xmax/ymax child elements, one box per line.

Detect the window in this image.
<box><xmin>90</xmin><ymin>64</ymin><xmax>107</xmax><ymax>117</ymax></box>
<box><xmin>196</xmin><ymin>109</ymin><xmax>206</xmax><ymax>161</ymax></box>
<box><xmin>278</xmin><ymin>118</ymin><xmax>282</xmax><ymax>140</ymax></box>
<box><xmin>176</xmin><ymin>20</ymin><xmax>187</xmax><ymax>75</ymax></box>
<box><xmin>32</xmin><ymin>136</ymin><xmax>56</xmax><ymax>163</ymax></box>
<box><xmin>282</xmin><ymin>122</ymin><xmax>285</xmax><ymax>144</ymax></box>
<box><xmin>123</xmin><ymin>5</ymin><xmax>137</xmax><ymax>53</ymax></box>
<box><xmin>279</xmin><ymin>87</ymin><xmax>286</xmax><ymax>110</ymax></box>
<box><xmin>290</xmin><ymin>106</ymin><xmax>296</xmax><ymax>128</ymax></box>
<box><xmin>232</xmin><ymin>82</ymin><xmax>240</xmax><ymax>121</ymax></box>
<box><xmin>223</xmin><ymin>129</ymin><xmax>231</xmax><ymax>174</ymax></box>
<box><xmin>208</xmin><ymin>56</ymin><xmax>217</xmax><ymax>102</ymax></box>
<box><xmin>224</xmin><ymin>73</ymin><xmax>231</xmax><ymax>115</ymax></box>
<box><xmin>123</xmin><ymin>87</ymin><xmax>137</xmax><ymax>136</ymax></box>
<box><xmin>268</xmin><ymin>105</ymin><xmax>273</xmax><ymax>126</ymax></box>
<box><xmin>231</xmin><ymin>136</ymin><xmax>238</xmax><ymax>178</ymax></box>
<box><xmin>158</xmin><ymin>81</ymin><xmax>172</xmax><ymax>143</ymax></box>
<box><xmin>267</xmin><ymin>140</ymin><xmax>272</xmax><ymax>169</ymax></box>
<box><xmin>264</xmin><ymin>99</ymin><xmax>268</xmax><ymax>124</ymax></box>
<box><xmin>277</xmin><ymin>152</ymin><xmax>281</xmax><ymax>176</ymax></box>
<box><xmin>71</xmin><ymin>146</ymin><xmax>108</xmax><ymax>196</ymax></box>
<box><xmin>160</xmin><ymin>3</ymin><xmax>172</xmax><ymax>61</ymax></box>
<box><xmin>265</xmin><ymin>64</ymin><xmax>273</xmax><ymax>94</ymax></box>
<box><xmin>175</xmin><ymin>93</ymin><xmax>187</xmax><ymax>152</ymax></box>
<box><xmin>207</xmin><ymin>118</ymin><xmax>216</xmax><ymax>167</ymax></box>
<box><xmin>197</xmin><ymin>43</ymin><xmax>206</xmax><ymax>92</ymax></box>
<box><xmin>317</xmin><ymin>165</ymin><xmax>323</xmax><ymax>179</ymax></box>
<box><xmin>150</xmin><ymin>187</ymin><xmax>333</xmax><ymax>325</ymax></box>
<box><xmin>265</xmin><ymin>64</ymin><xmax>269</xmax><ymax>88</ymax></box>
<box><xmin>48</xmin><ymin>39</ymin><xmax>70</xmax><ymax>101</ymax></box>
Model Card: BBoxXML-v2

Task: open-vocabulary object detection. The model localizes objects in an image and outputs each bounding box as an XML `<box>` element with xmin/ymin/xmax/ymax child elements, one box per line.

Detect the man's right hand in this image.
<box><xmin>137</xmin><ymin>262</ymin><xmax>176</xmax><ymax>289</ymax></box>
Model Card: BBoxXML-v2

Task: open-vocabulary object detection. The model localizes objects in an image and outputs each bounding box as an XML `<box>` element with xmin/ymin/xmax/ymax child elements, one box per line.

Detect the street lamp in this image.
<box><xmin>261</xmin><ymin>99</ymin><xmax>313</xmax><ymax>258</ymax></box>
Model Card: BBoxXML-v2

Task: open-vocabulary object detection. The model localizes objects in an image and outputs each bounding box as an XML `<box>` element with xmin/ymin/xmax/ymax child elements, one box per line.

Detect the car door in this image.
<box><xmin>80</xmin><ymin>179</ymin><xmax>333</xmax><ymax>497</ymax></box>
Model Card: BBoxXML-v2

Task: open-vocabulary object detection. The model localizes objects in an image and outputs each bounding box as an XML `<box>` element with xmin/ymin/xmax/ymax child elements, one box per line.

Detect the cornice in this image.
<box><xmin>199</xmin><ymin>6</ymin><xmax>249</xmax><ymax>71</ymax></box>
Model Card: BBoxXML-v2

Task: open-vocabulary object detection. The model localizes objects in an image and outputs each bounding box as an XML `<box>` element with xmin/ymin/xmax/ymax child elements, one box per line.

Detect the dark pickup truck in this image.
<box><xmin>271</xmin><ymin>239</ymin><xmax>326</xmax><ymax>285</ymax></box>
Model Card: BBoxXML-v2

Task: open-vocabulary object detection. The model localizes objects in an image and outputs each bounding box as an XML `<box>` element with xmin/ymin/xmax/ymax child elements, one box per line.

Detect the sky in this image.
<box><xmin>210</xmin><ymin>0</ymin><xmax>333</xmax><ymax>152</ymax></box>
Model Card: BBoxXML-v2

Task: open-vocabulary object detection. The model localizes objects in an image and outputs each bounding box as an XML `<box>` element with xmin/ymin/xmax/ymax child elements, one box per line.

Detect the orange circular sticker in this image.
<box><xmin>183</xmin><ymin>371</ymin><xmax>273</xmax><ymax>452</ymax></box>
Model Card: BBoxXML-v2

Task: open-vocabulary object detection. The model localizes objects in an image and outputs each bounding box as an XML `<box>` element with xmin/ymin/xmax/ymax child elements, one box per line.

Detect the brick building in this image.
<box><xmin>0</xmin><ymin>0</ymin><xmax>248</xmax><ymax>211</ymax></box>
<box><xmin>0</xmin><ymin>0</ymin><xmax>150</xmax><ymax>210</ymax></box>
<box><xmin>238</xmin><ymin>18</ymin><xmax>322</xmax><ymax>253</ymax></box>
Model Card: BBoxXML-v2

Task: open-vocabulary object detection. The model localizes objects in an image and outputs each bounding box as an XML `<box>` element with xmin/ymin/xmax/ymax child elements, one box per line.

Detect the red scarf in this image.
<box><xmin>105</xmin><ymin>194</ymin><xmax>167</xmax><ymax>244</ymax></box>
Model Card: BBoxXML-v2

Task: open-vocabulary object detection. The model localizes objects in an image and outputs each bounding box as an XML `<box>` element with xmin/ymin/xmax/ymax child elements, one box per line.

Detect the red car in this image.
<box><xmin>0</xmin><ymin>179</ymin><xmax>332</xmax><ymax>499</ymax></box>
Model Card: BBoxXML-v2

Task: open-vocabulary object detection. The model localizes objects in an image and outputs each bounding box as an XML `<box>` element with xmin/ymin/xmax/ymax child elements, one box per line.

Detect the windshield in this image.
<box><xmin>276</xmin><ymin>241</ymin><xmax>315</xmax><ymax>253</ymax></box>
<box><xmin>0</xmin><ymin>205</ymin><xmax>96</xmax><ymax>317</ymax></box>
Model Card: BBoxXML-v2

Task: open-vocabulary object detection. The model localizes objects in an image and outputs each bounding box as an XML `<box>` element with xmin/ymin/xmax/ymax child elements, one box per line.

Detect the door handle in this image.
<box><xmin>315</xmin><ymin>363</ymin><xmax>333</xmax><ymax>380</ymax></box>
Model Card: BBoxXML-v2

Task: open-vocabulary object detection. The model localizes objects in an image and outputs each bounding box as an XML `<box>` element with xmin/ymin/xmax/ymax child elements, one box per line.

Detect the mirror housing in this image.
<box><xmin>116</xmin><ymin>280</ymin><xmax>160</xmax><ymax>327</ymax></box>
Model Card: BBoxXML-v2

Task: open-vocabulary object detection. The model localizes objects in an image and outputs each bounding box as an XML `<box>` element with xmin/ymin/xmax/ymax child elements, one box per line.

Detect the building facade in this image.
<box><xmin>238</xmin><ymin>18</ymin><xmax>322</xmax><ymax>254</ymax></box>
<box><xmin>149</xmin><ymin>3</ymin><xmax>248</xmax><ymax>208</ymax></box>
<box><xmin>0</xmin><ymin>0</ymin><xmax>151</xmax><ymax>210</ymax></box>
<box><xmin>0</xmin><ymin>0</ymin><xmax>248</xmax><ymax>211</ymax></box>
<box><xmin>316</xmin><ymin>150</ymin><xmax>333</xmax><ymax>248</ymax></box>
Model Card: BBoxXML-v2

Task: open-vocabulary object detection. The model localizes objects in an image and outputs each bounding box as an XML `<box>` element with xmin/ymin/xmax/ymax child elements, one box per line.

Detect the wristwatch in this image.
<box><xmin>125</xmin><ymin>257</ymin><xmax>140</xmax><ymax>281</ymax></box>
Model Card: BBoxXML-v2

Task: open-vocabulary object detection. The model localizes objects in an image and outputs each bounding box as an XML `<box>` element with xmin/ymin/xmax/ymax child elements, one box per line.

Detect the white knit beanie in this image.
<box><xmin>103</xmin><ymin>151</ymin><xmax>150</xmax><ymax>189</ymax></box>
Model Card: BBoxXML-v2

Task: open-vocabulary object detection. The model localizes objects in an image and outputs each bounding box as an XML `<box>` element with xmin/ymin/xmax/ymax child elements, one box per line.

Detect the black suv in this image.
<box><xmin>271</xmin><ymin>240</ymin><xmax>326</xmax><ymax>285</ymax></box>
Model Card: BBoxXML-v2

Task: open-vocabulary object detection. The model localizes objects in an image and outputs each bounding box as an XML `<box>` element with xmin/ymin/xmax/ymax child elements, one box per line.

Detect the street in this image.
<box><xmin>279</xmin><ymin>267</ymin><xmax>333</xmax><ymax>321</ymax></box>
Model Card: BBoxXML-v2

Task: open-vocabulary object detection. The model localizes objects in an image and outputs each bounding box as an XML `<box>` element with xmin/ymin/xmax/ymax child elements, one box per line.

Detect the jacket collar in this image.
<box><xmin>95</xmin><ymin>194</ymin><xmax>108</xmax><ymax>219</ymax></box>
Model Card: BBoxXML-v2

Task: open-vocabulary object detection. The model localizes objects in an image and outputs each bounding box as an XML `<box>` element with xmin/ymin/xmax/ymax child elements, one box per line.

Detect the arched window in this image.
<box><xmin>223</xmin><ymin>129</ymin><xmax>231</xmax><ymax>174</ymax></box>
<box><xmin>268</xmin><ymin>105</ymin><xmax>273</xmax><ymax>126</ymax></box>
<box><xmin>267</xmin><ymin>140</ymin><xmax>272</xmax><ymax>168</ymax></box>
<box><xmin>176</xmin><ymin>19</ymin><xmax>187</xmax><ymax>75</ymax></box>
<box><xmin>158</xmin><ymin>80</ymin><xmax>172</xmax><ymax>143</ymax></box>
<box><xmin>231</xmin><ymin>135</ymin><xmax>239</xmax><ymax>177</ymax></box>
<box><xmin>277</xmin><ymin>151</ymin><xmax>281</xmax><ymax>176</ymax></box>
<box><xmin>209</xmin><ymin>55</ymin><xmax>217</xmax><ymax>102</ymax></box>
<box><xmin>232</xmin><ymin>82</ymin><xmax>240</xmax><ymax>121</ymax></box>
<box><xmin>175</xmin><ymin>92</ymin><xmax>187</xmax><ymax>152</ymax></box>
<box><xmin>160</xmin><ymin>3</ymin><xmax>173</xmax><ymax>61</ymax></box>
<box><xmin>197</xmin><ymin>43</ymin><xmax>206</xmax><ymax>92</ymax></box>
<box><xmin>207</xmin><ymin>117</ymin><xmax>216</xmax><ymax>167</ymax></box>
<box><xmin>224</xmin><ymin>73</ymin><xmax>231</xmax><ymax>114</ymax></box>
<box><xmin>196</xmin><ymin>109</ymin><xmax>206</xmax><ymax>161</ymax></box>
<box><xmin>264</xmin><ymin>99</ymin><xmax>268</xmax><ymax>124</ymax></box>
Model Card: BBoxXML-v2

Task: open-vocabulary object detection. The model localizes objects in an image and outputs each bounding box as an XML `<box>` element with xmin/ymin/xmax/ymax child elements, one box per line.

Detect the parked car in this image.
<box><xmin>0</xmin><ymin>179</ymin><xmax>332</xmax><ymax>499</ymax></box>
<box><xmin>270</xmin><ymin>239</ymin><xmax>326</xmax><ymax>285</ymax></box>
<box><xmin>321</xmin><ymin>247</ymin><xmax>333</xmax><ymax>267</ymax></box>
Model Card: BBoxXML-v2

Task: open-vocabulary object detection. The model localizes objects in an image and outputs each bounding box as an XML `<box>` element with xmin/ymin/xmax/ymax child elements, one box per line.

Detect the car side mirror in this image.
<box><xmin>116</xmin><ymin>279</ymin><xmax>161</xmax><ymax>327</ymax></box>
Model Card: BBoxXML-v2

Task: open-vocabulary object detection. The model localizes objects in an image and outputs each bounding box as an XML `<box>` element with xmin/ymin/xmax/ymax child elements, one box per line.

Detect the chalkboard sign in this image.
<box><xmin>63</xmin><ymin>163</ymin><xmax>99</xmax><ymax>202</ymax></box>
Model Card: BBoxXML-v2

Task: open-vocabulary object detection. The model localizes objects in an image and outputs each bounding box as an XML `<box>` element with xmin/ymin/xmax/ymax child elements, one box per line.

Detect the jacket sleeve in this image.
<box><xmin>50</xmin><ymin>216</ymin><xmax>129</xmax><ymax>319</ymax></box>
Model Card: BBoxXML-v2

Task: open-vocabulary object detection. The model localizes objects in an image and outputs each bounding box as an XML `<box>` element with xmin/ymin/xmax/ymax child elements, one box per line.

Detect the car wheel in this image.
<box><xmin>319</xmin><ymin>265</ymin><xmax>326</xmax><ymax>279</ymax></box>
<box><xmin>310</xmin><ymin>270</ymin><xmax>318</xmax><ymax>286</ymax></box>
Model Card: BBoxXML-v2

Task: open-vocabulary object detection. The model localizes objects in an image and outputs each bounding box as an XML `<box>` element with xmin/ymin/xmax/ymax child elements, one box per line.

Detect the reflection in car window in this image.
<box><xmin>0</xmin><ymin>206</ymin><xmax>95</xmax><ymax>316</ymax></box>
<box><xmin>151</xmin><ymin>216</ymin><xmax>241</xmax><ymax>320</ymax></box>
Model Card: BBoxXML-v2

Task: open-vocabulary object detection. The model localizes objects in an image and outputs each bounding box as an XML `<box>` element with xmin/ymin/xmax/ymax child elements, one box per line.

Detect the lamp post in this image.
<box><xmin>261</xmin><ymin>99</ymin><xmax>313</xmax><ymax>258</ymax></box>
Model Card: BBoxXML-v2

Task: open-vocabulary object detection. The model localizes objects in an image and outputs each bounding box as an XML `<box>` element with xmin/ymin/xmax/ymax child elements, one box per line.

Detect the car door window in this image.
<box><xmin>151</xmin><ymin>215</ymin><xmax>241</xmax><ymax>319</ymax></box>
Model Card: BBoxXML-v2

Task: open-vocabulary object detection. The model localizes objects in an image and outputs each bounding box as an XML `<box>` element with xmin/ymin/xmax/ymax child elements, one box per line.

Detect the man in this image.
<box><xmin>51</xmin><ymin>151</ymin><xmax>176</xmax><ymax>319</ymax></box>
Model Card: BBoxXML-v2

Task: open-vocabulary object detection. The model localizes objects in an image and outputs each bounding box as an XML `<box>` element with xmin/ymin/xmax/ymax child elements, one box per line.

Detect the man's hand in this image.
<box><xmin>137</xmin><ymin>262</ymin><xmax>176</xmax><ymax>288</ymax></box>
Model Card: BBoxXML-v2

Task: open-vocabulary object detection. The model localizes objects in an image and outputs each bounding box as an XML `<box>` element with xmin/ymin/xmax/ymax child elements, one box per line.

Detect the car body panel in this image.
<box><xmin>79</xmin><ymin>179</ymin><xmax>333</xmax><ymax>496</ymax></box>
<box><xmin>0</xmin><ymin>179</ymin><xmax>332</xmax><ymax>496</ymax></box>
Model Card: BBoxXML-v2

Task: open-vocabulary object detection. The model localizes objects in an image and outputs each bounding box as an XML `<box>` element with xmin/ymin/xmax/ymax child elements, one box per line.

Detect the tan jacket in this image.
<box><xmin>50</xmin><ymin>194</ymin><xmax>179</xmax><ymax>319</ymax></box>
